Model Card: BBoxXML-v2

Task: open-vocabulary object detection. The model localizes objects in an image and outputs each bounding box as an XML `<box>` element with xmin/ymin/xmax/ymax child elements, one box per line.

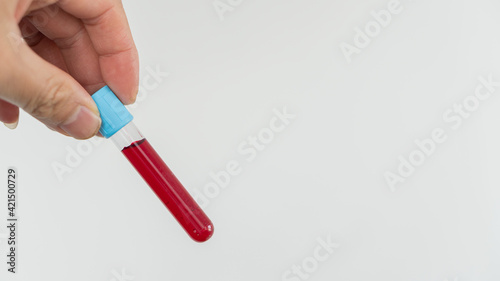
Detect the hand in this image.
<box><xmin>0</xmin><ymin>0</ymin><xmax>139</xmax><ymax>139</ymax></box>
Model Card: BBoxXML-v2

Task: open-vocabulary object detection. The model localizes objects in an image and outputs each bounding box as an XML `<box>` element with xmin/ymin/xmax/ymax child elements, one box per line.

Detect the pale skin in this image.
<box><xmin>0</xmin><ymin>0</ymin><xmax>139</xmax><ymax>139</ymax></box>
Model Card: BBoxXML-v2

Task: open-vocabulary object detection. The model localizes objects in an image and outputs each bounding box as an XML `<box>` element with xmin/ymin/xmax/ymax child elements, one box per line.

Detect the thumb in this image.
<box><xmin>1</xmin><ymin>30</ymin><xmax>101</xmax><ymax>139</ymax></box>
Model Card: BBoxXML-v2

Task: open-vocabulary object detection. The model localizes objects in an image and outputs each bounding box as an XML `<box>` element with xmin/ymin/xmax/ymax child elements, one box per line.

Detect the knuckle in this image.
<box><xmin>26</xmin><ymin>75</ymin><xmax>71</xmax><ymax>123</ymax></box>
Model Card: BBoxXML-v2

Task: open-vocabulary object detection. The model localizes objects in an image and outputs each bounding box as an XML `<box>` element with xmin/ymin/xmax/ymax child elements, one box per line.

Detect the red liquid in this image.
<box><xmin>122</xmin><ymin>139</ymin><xmax>213</xmax><ymax>242</ymax></box>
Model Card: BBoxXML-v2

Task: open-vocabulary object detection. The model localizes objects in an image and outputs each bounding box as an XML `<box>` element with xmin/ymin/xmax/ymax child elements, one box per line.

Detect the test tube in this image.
<box><xmin>92</xmin><ymin>86</ymin><xmax>214</xmax><ymax>242</ymax></box>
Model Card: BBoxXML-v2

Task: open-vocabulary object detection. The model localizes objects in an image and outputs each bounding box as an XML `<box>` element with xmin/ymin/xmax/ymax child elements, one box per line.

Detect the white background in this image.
<box><xmin>2</xmin><ymin>0</ymin><xmax>500</xmax><ymax>280</ymax></box>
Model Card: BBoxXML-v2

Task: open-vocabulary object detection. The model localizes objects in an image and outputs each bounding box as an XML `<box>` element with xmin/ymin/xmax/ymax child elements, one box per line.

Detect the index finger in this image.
<box><xmin>57</xmin><ymin>0</ymin><xmax>139</xmax><ymax>103</ymax></box>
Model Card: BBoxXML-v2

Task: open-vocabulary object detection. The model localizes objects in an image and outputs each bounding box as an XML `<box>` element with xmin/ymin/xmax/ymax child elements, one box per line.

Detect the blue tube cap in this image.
<box><xmin>92</xmin><ymin>86</ymin><xmax>133</xmax><ymax>138</ymax></box>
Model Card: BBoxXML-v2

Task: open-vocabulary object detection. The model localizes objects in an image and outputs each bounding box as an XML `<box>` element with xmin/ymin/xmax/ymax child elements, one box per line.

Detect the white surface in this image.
<box><xmin>2</xmin><ymin>0</ymin><xmax>500</xmax><ymax>280</ymax></box>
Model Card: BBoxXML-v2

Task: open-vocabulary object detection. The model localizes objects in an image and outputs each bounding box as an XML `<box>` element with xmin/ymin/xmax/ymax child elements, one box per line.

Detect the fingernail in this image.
<box><xmin>3</xmin><ymin>120</ymin><xmax>18</xmax><ymax>130</ymax></box>
<box><xmin>60</xmin><ymin>106</ymin><xmax>101</xmax><ymax>139</ymax></box>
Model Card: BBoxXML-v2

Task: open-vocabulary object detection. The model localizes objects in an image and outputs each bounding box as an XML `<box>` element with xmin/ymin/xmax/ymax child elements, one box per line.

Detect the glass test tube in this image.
<box><xmin>92</xmin><ymin>86</ymin><xmax>214</xmax><ymax>242</ymax></box>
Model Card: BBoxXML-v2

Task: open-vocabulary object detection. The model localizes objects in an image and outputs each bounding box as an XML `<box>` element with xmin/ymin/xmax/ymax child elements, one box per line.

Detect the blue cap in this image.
<box><xmin>92</xmin><ymin>86</ymin><xmax>133</xmax><ymax>138</ymax></box>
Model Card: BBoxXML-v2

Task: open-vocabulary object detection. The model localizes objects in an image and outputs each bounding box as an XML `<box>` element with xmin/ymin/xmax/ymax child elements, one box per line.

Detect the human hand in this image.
<box><xmin>0</xmin><ymin>0</ymin><xmax>139</xmax><ymax>139</ymax></box>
